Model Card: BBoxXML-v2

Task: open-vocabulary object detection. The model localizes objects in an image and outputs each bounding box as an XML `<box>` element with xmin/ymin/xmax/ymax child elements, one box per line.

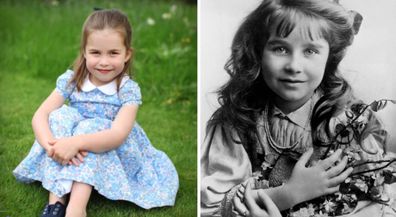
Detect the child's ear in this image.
<box><xmin>125</xmin><ymin>47</ymin><xmax>133</xmax><ymax>62</ymax></box>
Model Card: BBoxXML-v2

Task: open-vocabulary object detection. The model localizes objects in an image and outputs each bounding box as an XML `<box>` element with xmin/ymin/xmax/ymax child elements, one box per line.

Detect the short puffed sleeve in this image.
<box><xmin>55</xmin><ymin>69</ymin><xmax>75</xmax><ymax>99</ymax></box>
<box><xmin>119</xmin><ymin>79</ymin><xmax>142</xmax><ymax>105</ymax></box>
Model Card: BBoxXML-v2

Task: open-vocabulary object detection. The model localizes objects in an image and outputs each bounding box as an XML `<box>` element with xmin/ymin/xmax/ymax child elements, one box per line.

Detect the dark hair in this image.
<box><xmin>207</xmin><ymin>0</ymin><xmax>360</xmax><ymax>167</ymax></box>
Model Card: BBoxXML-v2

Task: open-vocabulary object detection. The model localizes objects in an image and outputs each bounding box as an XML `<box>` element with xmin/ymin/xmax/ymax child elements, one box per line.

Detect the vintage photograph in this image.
<box><xmin>200</xmin><ymin>0</ymin><xmax>396</xmax><ymax>216</ymax></box>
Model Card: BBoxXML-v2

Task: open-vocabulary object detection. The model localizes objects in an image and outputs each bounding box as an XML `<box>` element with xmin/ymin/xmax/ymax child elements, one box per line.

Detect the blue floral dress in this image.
<box><xmin>13</xmin><ymin>70</ymin><xmax>179</xmax><ymax>209</ymax></box>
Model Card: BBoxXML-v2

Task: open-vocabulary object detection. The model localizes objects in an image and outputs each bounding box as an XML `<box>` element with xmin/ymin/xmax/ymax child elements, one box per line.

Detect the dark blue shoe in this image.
<box><xmin>41</xmin><ymin>201</ymin><xmax>66</xmax><ymax>217</ymax></box>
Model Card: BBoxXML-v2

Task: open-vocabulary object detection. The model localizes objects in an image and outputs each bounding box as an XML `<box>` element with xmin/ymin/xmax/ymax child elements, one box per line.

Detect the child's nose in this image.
<box><xmin>99</xmin><ymin>56</ymin><xmax>109</xmax><ymax>66</ymax></box>
<box><xmin>284</xmin><ymin>54</ymin><xmax>303</xmax><ymax>74</ymax></box>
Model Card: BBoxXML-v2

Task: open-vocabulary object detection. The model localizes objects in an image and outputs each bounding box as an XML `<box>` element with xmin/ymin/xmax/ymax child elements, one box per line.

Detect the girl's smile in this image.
<box><xmin>279</xmin><ymin>78</ymin><xmax>306</xmax><ymax>86</ymax></box>
<box><xmin>261</xmin><ymin>25</ymin><xmax>330</xmax><ymax>113</ymax></box>
<box><xmin>96</xmin><ymin>68</ymin><xmax>112</xmax><ymax>74</ymax></box>
<box><xmin>84</xmin><ymin>28</ymin><xmax>131</xmax><ymax>86</ymax></box>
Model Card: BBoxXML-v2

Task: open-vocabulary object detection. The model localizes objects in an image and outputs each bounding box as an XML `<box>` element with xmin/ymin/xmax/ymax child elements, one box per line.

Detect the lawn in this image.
<box><xmin>0</xmin><ymin>0</ymin><xmax>197</xmax><ymax>216</ymax></box>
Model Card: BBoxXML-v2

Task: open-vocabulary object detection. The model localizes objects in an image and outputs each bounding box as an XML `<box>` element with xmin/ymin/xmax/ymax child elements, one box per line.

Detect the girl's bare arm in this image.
<box><xmin>32</xmin><ymin>90</ymin><xmax>65</xmax><ymax>151</ymax></box>
<box><xmin>53</xmin><ymin>104</ymin><xmax>138</xmax><ymax>155</ymax></box>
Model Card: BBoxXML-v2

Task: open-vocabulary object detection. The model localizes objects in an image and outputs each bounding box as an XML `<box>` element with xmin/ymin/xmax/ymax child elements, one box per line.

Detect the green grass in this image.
<box><xmin>0</xmin><ymin>0</ymin><xmax>197</xmax><ymax>216</ymax></box>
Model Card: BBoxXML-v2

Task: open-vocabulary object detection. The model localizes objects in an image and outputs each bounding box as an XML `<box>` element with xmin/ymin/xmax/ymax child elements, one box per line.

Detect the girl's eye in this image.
<box><xmin>304</xmin><ymin>48</ymin><xmax>318</xmax><ymax>56</ymax></box>
<box><xmin>272</xmin><ymin>47</ymin><xmax>288</xmax><ymax>55</ymax></box>
<box><xmin>110</xmin><ymin>52</ymin><xmax>119</xmax><ymax>56</ymax></box>
<box><xmin>90</xmin><ymin>51</ymin><xmax>100</xmax><ymax>55</ymax></box>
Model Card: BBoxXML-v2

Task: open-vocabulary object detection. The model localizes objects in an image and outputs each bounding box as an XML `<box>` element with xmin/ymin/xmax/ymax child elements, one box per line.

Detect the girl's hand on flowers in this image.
<box><xmin>286</xmin><ymin>148</ymin><xmax>353</xmax><ymax>205</ymax></box>
<box><xmin>244</xmin><ymin>180</ymin><xmax>282</xmax><ymax>217</ymax></box>
<box><xmin>48</xmin><ymin>138</ymin><xmax>80</xmax><ymax>165</ymax></box>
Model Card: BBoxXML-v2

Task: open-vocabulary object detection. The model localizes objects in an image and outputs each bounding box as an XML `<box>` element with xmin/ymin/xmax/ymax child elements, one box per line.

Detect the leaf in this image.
<box><xmin>370</xmin><ymin>100</ymin><xmax>385</xmax><ymax>112</ymax></box>
<box><xmin>370</xmin><ymin>100</ymin><xmax>392</xmax><ymax>112</ymax></box>
<box><xmin>345</xmin><ymin>110</ymin><xmax>354</xmax><ymax>119</ymax></box>
<box><xmin>383</xmin><ymin>170</ymin><xmax>396</xmax><ymax>184</ymax></box>
<box><xmin>369</xmin><ymin>99</ymin><xmax>396</xmax><ymax>112</ymax></box>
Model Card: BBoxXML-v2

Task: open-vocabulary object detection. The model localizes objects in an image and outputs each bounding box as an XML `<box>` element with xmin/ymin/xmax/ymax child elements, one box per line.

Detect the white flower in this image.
<box><xmin>146</xmin><ymin>17</ymin><xmax>155</xmax><ymax>26</ymax></box>
<box><xmin>354</xmin><ymin>179</ymin><xmax>369</xmax><ymax>193</ymax></box>
<box><xmin>315</xmin><ymin>212</ymin><xmax>329</xmax><ymax>217</ymax></box>
<box><xmin>170</xmin><ymin>5</ymin><xmax>177</xmax><ymax>13</ymax></box>
<box><xmin>323</xmin><ymin>199</ymin><xmax>336</xmax><ymax>213</ymax></box>
<box><xmin>51</xmin><ymin>0</ymin><xmax>59</xmax><ymax>6</ymax></box>
<box><xmin>162</xmin><ymin>13</ymin><xmax>172</xmax><ymax>20</ymax></box>
<box><xmin>296</xmin><ymin>208</ymin><xmax>311</xmax><ymax>217</ymax></box>
<box><xmin>261</xmin><ymin>161</ymin><xmax>272</xmax><ymax>170</ymax></box>
<box><xmin>374</xmin><ymin>173</ymin><xmax>385</xmax><ymax>186</ymax></box>
<box><xmin>307</xmin><ymin>204</ymin><xmax>315</xmax><ymax>215</ymax></box>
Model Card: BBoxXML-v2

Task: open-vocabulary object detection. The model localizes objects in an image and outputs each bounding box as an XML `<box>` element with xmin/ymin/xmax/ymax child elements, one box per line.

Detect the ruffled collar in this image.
<box><xmin>81</xmin><ymin>75</ymin><xmax>129</xmax><ymax>95</ymax></box>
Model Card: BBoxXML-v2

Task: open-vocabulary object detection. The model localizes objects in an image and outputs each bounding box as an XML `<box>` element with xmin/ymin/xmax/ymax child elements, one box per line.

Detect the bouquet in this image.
<box><xmin>259</xmin><ymin>99</ymin><xmax>396</xmax><ymax>217</ymax></box>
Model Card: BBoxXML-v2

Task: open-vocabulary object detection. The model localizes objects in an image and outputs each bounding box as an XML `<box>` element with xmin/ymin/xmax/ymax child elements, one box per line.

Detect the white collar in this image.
<box><xmin>81</xmin><ymin>75</ymin><xmax>129</xmax><ymax>95</ymax></box>
<box><xmin>272</xmin><ymin>94</ymin><xmax>318</xmax><ymax>128</ymax></box>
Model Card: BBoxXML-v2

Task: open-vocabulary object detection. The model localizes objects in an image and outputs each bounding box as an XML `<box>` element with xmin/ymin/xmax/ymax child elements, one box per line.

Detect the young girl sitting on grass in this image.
<box><xmin>201</xmin><ymin>0</ymin><xmax>395</xmax><ymax>216</ymax></box>
<box><xmin>13</xmin><ymin>9</ymin><xmax>178</xmax><ymax>217</ymax></box>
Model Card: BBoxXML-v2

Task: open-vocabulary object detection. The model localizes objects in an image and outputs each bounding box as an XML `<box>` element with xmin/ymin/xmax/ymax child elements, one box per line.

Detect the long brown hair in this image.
<box><xmin>71</xmin><ymin>9</ymin><xmax>133</xmax><ymax>92</ymax></box>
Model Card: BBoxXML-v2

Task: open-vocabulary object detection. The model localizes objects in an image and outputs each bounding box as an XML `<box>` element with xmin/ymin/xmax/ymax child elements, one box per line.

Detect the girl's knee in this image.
<box><xmin>49</xmin><ymin>105</ymin><xmax>80</xmax><ymax>120</ymax></box>
<box><xmin>49</xmin><ymin>105</ymin><xmax>82</xmax><ymax>137</ymax></box>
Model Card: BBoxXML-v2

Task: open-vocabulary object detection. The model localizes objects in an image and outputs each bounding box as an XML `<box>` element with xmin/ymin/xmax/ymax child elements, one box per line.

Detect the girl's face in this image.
<box><xmin>84</xmin><ymin>28</ymin><xmax>131</xmax><ymax>86</ymax></box>
<box><xmin>261</xmin><ymin>26</ymin><xmax>330</xmax><ymax>113</ymax></box>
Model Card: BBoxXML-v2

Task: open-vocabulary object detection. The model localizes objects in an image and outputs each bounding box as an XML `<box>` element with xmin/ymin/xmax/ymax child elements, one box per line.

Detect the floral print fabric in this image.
<box><xmin>13</xmin><ymin>70</ymin><xmax>179</xmax><ymax>209</ymax></box>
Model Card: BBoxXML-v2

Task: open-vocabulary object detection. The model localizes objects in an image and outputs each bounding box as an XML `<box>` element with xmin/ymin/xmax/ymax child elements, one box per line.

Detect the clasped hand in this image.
<box><xmin>233</xmin><ymin>180</ymin><xmax>282</xmax><ymax>217</ymax></box>
<box><xmin>46</xmin><ymin>138</ymin><xmax>87</xmax><ymax>166</ymax></box>
<box><xmin>233</xmin><ymin>148</ymin><xmax>353</xmax><ymax>216</ymax></box>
